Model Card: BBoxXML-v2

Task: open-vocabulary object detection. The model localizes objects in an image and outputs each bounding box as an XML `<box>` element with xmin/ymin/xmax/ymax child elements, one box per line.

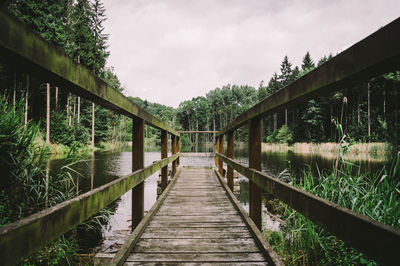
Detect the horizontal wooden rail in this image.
<box><xmin>0</xmin><ymin>10</ymin><xmax>178</xmax><ymax>136</ymax></box>
<box><xmin>216</xmin><ymin>17</ymin><xmax>400</xmax><ymax>136</ymax></box>
<box><xmin>178</xmin><ymin>131</ymin><xmax>218</xmax><ymax>134</ymax></box>
<box><xmin>216</xmin><ymin>153</ymin><xmax>400</xmax><ymax>265</ymax></box>
<box><xmin>0</xmin><ymin>153</ymin><xmax>179</xmax><ymax>265</ymax></box>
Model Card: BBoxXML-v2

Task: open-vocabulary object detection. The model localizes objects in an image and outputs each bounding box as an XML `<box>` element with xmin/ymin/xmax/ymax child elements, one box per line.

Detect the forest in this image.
<box><xmin>1</xmin><ymin>1</ymin><xmax>399</xmax><ymax>152</ymax></box>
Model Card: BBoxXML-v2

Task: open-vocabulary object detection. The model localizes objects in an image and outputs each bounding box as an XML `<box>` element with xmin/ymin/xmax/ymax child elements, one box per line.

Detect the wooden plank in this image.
<box><xmin>133</xmin><ymin>238</ymin><xmax>260</xmax><ymax>253</ymax></box>
<box><xmin>125</xmin><ymin>262</ymin><xmax>268</xmax><ymax>266</ymax></box>
<box><xmin>127</xmin><ymin>252</ymin><xmax>266</xmax><ymax>262</ymax></box>
<box><xmin>0</xmin><ymin>10</ymin><xmax>179</xmax><ymax>136</ymax></box>
<box><xmin>109</xmin><ymin>168</ymin><xmax>182</xmax><ymax>265</ymax></box>
<box><xmin>151</xmin><ymin>215</ymin><xmax>243</xmax><ymax>223</ymax></box>
<box><xmin>0</xmin><ymin>153</ymin><xmax>179</xmax><ymax>265</ymax></box>
<box><xmin>216</xmin><ymin>153</ymin><xmax>400</xmax><ymax>265</ymax></box>
<box><xmin>214</xmin><ymin>169</ymin><xmax>283</xmax><ymax>266</ymax></box>
<box><xmin>218</xmin><ymin>135</ymin><xmax>224</xmax><ymax>175</ymax></box>
<box><xmin>148</xmin><ymin>222</ymin><xmax>247</xmax><ymax>228</ymax></box>
<box><xmin>216</xmin><ymin>17</ymin><xmax>400</xmax><ymax>136</ymax></box>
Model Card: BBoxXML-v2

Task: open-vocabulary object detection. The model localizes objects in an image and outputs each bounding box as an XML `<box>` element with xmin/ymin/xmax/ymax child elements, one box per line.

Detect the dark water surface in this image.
<box><xmin>47</xmin><ymin>144</ymin><xmax>393</xmax><ymax>253</ymax></box>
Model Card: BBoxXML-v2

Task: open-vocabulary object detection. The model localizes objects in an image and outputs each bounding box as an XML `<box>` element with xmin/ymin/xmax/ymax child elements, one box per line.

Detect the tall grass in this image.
<box><xmin>266</xmin><ymin>153</ymin><xmax>400</xmax><ymax>265</ymax></box>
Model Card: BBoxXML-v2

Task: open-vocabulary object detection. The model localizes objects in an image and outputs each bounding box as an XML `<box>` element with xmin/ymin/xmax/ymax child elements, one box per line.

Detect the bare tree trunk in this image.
<box><xmin>25</xmin><ymin>74</ymin><xmax>29</xmax><ymax>128</ymax></box>
<box><xmin>367</xmin><ymin>82</ymin><xmax>371</xmax><ymax>141</ymax></box>
<box><xmin>13</xmin><ymin>73</ymin><xmax>16</xmax><ymax>109</ymax></box>
<box><xmin>91</xmin><ymin>102</ymin><xmax>95</xmax><ymax>147</ymax></box>
<box><xmin>273</xmin><ymin>113</ymin><xmax>277</xmax><ymax>132</ymax></box>
<box><xmin>55</xmin><ymin>87</ymin><xmax>58</xmax><ymax>109</ymax></box>
<box><xmin>196</xmin><ymin>118</ymin><xmax>198</xmax><ymax>153</ymax></box>
<box><xmin>77</xmin><ymin>96</ymin><xmax>80</xmax><ymax>123</ymax></box>
<box><xmin>46</xmin><ymin>83</ymin><xmax>50</xmax><ymax>144</ymax></box>
<box><xmin>285</xmin><ymin>108</ymin><xmax>288</xmax><ymax>126</ymax></box>
<box><xmin>73</xmin><ymin>95</ymin><xmax>76</xmax><ymax>120</ymax></box>
<box><xmin>383</xmin><ymin>87</ymin><xmax>386</xmax><ymax>122</ymax></box>
<box><xmin>357</xmin><ymin>95</ymin><xmax>360</xmax><ymax>125</ymax></box>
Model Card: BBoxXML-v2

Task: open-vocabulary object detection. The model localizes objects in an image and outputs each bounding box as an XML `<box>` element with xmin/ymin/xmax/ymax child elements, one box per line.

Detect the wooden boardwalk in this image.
<box><xmin>97</xmin><ymin>167</ymin><xmax>280</xmax><ymax>265</ymax></box>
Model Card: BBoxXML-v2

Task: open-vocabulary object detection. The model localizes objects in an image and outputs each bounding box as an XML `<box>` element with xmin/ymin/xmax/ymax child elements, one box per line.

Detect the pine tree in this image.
<box><xmin>91</xmin><ymin>0</ymin><xmax>109</xmax><ymax>74</ymax></box>
<box><xmin>279</xmin><ymin>55</ymin><xmax>293</xmax><ymax>87</ymax></box>
<box><xmin>301</xmin><ymin>51</ymin><xmax>315</xmax><ymax>72</ymax></box>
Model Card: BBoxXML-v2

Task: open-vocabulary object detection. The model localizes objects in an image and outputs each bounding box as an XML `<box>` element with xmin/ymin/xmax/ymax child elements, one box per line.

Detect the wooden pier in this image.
<box><xmin>95</xmin><ymin>167</ymin><xmax>281</xmax><ymax>265</ymax></box>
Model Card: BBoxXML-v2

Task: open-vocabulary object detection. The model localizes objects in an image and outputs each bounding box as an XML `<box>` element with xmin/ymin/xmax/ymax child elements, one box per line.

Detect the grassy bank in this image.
<box><xmin>264</xmin><ymin>153</ymin><xmax>400</xmax><ymax>265</ymax></box>
<box><xmin>262</xmin><ymin>142</ymin><xmax>395</xmax><ymax>154</ymax></box>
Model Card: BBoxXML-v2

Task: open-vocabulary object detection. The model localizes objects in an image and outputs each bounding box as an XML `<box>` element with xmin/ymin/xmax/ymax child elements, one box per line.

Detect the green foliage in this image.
<box><xmin>50</xmin><ymin>110</ymin><xmax>90</xmax><ymax>146</ymax></box>
<box><xmin>275</xmin><ymin>125</ymin><xmax>294</xmax><ymax>144</ymax></box>
<box><xmin>24</xmin><ymin>235</ymin><xmax>78</xmax><ymax>265</ymax></box>
<box><xmin>268</xmin><ymin>154</ymin><xmax>400</xmax><ymax>264</ymax></box>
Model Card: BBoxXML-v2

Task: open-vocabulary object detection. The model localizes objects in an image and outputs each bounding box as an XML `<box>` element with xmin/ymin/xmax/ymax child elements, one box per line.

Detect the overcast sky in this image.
<box><xmin>102</xmin><ymin>0</ymin><xmax>400</xmax><ymax>108</ymax></box>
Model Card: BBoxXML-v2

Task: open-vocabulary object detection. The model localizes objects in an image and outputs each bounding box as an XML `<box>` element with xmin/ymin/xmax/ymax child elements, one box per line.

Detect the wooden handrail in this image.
<box><xmin>216</xmin><ymin>152</ymin><xmax>400</xmax><ymax>265</ymax></box>
<box><xmin>0</xmin><ymin>153</ymin><xmax>179</xmax><ymax>265</ymax></box>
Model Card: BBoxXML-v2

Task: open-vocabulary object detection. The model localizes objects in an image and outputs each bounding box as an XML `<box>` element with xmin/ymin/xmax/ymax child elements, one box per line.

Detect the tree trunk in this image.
<box><xmin>367</xmin><ymin>82</ymin><xmax>371</xmax><ymax>141</ymax></box>
<box><xmin>383</xmin><ymin>86</ymin><xmax>386</xmax><ymax>122</ymax></box>
<box><xmin>357</xmin><ymin>94</ymin><xmax>360</xmax><ymax>125</ymax></box>
<box><xmin>77</xmin><ymin>96</ymin><xmax>80</xmax><ymax>123</ymax></box>
<box><xmin>55</xmin><ymin>87</ymin><xmax>58</xmax><ymax>109</ymax></box>
<box><xmin>91</xmin><ymin>102</ymin><xmax>95</xmax><ymax>147</ymax></box>
<box><xmin>273</xmin><ymin>113</ymin><xmax>277</xmax><ymax>132</ymax></box>
<box><xmin>73</xmin><ymin>95</ymin><xmax>76</xmax><ymax>120</ymax></box>
<box><xmin>196</xmin><ymin>118</ymin><xmax>198</xmax><ymax>153</ymax></box>
<box><xmin>25</xmin><ymin>74</ymin><xmax>29</xmax><ymax>128</ymax></box>
<box><xmin>13</xmin><ymin>72</ymin><xmax>16</xmax><ymax>109</ymax></box>
<box><xmin>285</xmin><ymin>108</ymin><xmax>288</xmax><ymax>126</ymax></box>
<box><xmin>46</xmin><ymin>83</ymin><xmax>50</xmax><ymax>144</ymax></box>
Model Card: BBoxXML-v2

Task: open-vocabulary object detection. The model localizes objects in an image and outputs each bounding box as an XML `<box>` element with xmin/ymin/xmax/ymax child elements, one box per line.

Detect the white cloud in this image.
<box><xmin>102</xmin><ymin>0</ymin><xmax>400</xmax><ymax>107</ymax></box>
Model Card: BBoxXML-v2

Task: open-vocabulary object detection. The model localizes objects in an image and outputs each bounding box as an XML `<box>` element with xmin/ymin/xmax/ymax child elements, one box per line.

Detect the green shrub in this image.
<box><xmin>276</xmin><ymin>125</ymin><xmax>294</xmax><ymax>144</ymax></box>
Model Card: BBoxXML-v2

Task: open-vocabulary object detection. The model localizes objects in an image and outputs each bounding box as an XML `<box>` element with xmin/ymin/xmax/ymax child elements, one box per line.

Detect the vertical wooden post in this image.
<box><xmin>177</xmin><ymin>136</ymin><xmax>180</xmax><ymax>166</ymax></box>
<box><xmin>132</xmin><ymin>117</ymin><xmax>145</xmax><ymax>229</ymax></box>
<box><xmin>91</xmin><ymin>102</ymin><xmax>95</xmax><ymax>147</ymax></box>
<box><xmin>227</xmin><ymin>130</ymin><xmax>234</xmax><ymax>191</ymax></box>
<box><xmin>249</xmin><ymin>117</ymin><xmax>262</xmax><ymax>229</ymax></box>
<box><xmin>218</xmin><ymin>135</ymin><xmax>224</xmax><ymax>175</ymax></box>
<box><xmin>161</xmin><ymin>130</ymin><xmax>168</xmax><ymax>192</ymax></box>
<box><xmin>215</xmin><ymin>136</ymin><xmax>219</xmax><ymax>167</ymax></box>
<box><xmin>172</xmin><ymin>135</ymin><xmax>177</xmax><ymax>177</ymax></box>
<box><xmin>46</xmin><ymin>83</ymin><xmax>50</xmax><ymax>144</ymax></box>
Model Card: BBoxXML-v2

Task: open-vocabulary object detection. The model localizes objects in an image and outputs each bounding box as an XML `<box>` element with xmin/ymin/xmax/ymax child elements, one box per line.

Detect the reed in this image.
<box><xmin>266</xmin><ymin>152</ymin><xmax>400</xmax><ymax>265</ymax></box>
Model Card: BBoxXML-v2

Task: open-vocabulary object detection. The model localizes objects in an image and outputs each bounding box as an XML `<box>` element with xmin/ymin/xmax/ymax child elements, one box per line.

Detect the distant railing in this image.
<box><xmin>0</xmin><ymin>9</ymin><xmax>180</xmax><ymax>265</ymax></box>
<box><xmin>214</xmin><ymin>17</ymin><xmax>400</xmax><ymax>265</ymax></box>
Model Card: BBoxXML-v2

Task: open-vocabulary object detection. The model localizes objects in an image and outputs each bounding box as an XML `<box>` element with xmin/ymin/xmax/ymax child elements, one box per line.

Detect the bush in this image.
<box><xmin>276</xmin><ymin>125</ymin><xmax>294</xmax><ymax>144</ymax></box>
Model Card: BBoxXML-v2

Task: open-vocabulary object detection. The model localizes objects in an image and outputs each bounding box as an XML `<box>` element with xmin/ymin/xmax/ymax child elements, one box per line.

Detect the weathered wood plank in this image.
<box><xmin>133</xmin><ymin>238</ymin><xmax>260</xmax><ymax>253</ymax></box>
<box><xmin>127</xmin><ymin>252</ymin><xmax>266</xmax><ymax>262</ymax></box>
<box><xmin>125</xmin><ymin>263</ymin><xmax>268</xmax><ymax>266</ymax></box>
<box><xmin>151</xmin><ymin>215</ymin><xmax>243</xmax><ymax>223</ymax></box>
<box><xmin>148</xmin><ymin>222</ymin><xmax>246</xmax><ymax>228</ymax></box>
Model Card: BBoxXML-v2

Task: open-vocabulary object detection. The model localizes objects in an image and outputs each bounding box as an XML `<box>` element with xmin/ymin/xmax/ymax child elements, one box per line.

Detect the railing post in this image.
<box><xmin>132</xmin><ymin>117</ymin><xmax>144</xmax><ymax>229</ymax></box>
<box><xmin>227</xmin><ymin>130</ymin><xmax>234</xmax><ymax>191</ymax></box>
<box><xmin>172</xmin><ymin>135</ymin><xmax>177</xmax><ymax>177</ymax></box>
<box><xmin>249</xmin><ymin>117</ymin><xmax>262</xmax><ymax>229</ymax></box>
<box><xmin>218</xmin><ymin>135</ymin><xmax>224</xmax><ymax>175</ymax></box>
<box><xmin>177</xmin><ymin>136</ymin><xmax>180</xmax><ymax>166</ymax></box>
<box><xmin>161</xmin><ymin>130</ymin><xmax>168</xmax><ymax>192</ymax></box>
<box><xmin>215</xmin><ymin>136</ymin><xmax>220</xmax><ymax>167</ymax></box>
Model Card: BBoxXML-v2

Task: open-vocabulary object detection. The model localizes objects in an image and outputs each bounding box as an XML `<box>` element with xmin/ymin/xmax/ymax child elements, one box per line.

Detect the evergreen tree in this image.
<box><xmin>301</xmin><ymin>51</ymin><xmax>315</xmax><ymax>72</ymax></box>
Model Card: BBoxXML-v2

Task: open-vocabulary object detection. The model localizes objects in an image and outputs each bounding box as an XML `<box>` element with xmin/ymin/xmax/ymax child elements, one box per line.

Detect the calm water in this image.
<box><xmin>47</xmin><ymin>144</ymin><xmax>393</xmax><ymax>253</ymax></box>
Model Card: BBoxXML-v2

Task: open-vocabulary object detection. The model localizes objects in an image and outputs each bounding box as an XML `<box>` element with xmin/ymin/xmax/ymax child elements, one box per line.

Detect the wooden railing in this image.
<box><xmin>0</xmin><ymin>9</ymin><xmax>180</xmax><ymax>265</ymax></box>
<box><xmin>214</xmin><ymin>17</ymin><xmax>400</xmax><ymax>265</ymax></box>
